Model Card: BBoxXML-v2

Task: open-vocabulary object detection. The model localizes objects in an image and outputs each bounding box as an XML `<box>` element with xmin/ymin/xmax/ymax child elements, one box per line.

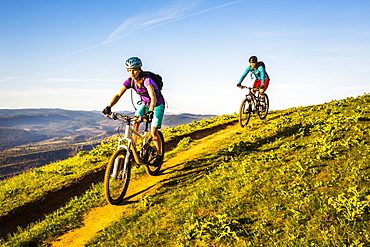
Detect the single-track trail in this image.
<box><xmin>51</xmin><ymin>121</ymin><xmax>241</xmax><ymax>246</ymax></box>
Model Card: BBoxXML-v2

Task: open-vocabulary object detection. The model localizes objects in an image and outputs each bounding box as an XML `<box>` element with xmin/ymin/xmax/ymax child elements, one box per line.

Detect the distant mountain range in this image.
<box><xmin>0</xmin><ymin>108</ymin><xmax>215</xmax><ymax>179</ymax></box>
<box><xmin>0</xmin><ymin>108</ymin><xmax>215</xmax><ymax>151</ymax></box>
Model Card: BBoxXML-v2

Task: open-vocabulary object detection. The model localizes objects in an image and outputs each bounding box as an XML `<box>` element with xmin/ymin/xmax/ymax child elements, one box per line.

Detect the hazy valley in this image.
<box><xmin>0</xmin><ymin>108</ymin><xmax>215</xmax><ymax>180</ymax></box>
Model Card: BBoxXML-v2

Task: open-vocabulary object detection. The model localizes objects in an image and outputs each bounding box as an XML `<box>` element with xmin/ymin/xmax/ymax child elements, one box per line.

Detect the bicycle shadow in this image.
<box><xmin>118</xmin><ymin>184</ymin><xmax>157</xmax><ymax>206</ymax></box>
<box><xmin>116</xmin><ymin>156</ymin><xmax>215</xmax><ymax>206</ymax></box>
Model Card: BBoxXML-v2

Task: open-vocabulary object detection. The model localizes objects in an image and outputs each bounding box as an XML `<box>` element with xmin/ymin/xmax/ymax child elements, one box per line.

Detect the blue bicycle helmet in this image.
<box><xmin>125</xmin><ymin>57</ymin><xmax>142</xmax><ymax>68</ymax></box>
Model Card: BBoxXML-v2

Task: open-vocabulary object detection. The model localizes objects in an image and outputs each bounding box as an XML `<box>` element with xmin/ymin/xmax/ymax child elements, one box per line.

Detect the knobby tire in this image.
<box><xmin>144</xmin><ymin>131</ymin><xmax>165</xmax><ymax>175</ymax></box>
<box><xmin>239</xmin><ymin>98</ymin><xmax>252</xmax><ymax>127</ymax></box>
<box><xmin>104</xmin><ymin>148</ymin><xmax>131</xmax><ymax>205</ymax></box>
<box><xmin>257</xmin><ymin>94</ymin><xmax>269</xmax><ymax>120</ymax></box>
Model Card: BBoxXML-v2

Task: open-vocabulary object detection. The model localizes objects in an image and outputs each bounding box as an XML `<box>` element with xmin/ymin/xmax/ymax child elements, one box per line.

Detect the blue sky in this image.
<box><xmin>1</xmin><ymin>0</ymin><xmax>370</xmax><ymax>115</ymax></box>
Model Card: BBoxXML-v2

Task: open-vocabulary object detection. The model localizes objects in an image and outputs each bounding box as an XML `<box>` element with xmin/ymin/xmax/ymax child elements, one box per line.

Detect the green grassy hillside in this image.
<box><xmin>1</xmin><ymin>93</ymin><xmax>370</xmax><ymax>246</ymax></box>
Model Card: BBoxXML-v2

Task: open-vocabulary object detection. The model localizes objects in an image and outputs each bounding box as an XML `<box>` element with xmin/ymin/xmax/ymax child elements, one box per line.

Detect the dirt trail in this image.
<box><xmin>51</xmin><ymin>122</ymin><xmax>241</xmax><ymax>246</ymax></box>
<box><xmin>0</xmin><ymin>120</ymin><xmax>237</xmax><ymax>239</ymax></box>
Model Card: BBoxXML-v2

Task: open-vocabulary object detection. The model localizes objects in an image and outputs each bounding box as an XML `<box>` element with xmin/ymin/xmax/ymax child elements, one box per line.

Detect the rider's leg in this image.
<box><xmin>259</xmin><ymin>78</ymin><xmax>270</xmax><ymax>101</ymax></box>
<box><xmin>133</xmin><ymin>104</ymin><xmax>147</xmax><ymax>144</ymax></box>
<box><xmin>151</xmin><ymin>126</ymin><xmax>162</xmax><ymax>155</ymax></box>
<box><xmin>133</xmin><ymin>122</ymin><xmax>140</xmax><ymax>144</ymax></box>
<box><xmin>260</xmin><ymin>89</ymin><xmax>266</xmax><ymax>100</ymax></box>
<box><xmin>151</xmin><ymin>104</ymin><xmax>165</xmax><ymax>155</ymax></box>
<box><xmin>252</xmin><ymin>79</ymin><xmax>261</xmax><ymax>94</ymax></box>
<box><xmin>150</xmin><ymin>104</ymin><xmax>165</xmax><ymax>166</ymax></box>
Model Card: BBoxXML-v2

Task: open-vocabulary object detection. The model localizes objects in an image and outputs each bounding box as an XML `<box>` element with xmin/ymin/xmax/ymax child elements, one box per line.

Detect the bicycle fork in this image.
<box><xmin>111</xmin><ymin>153</ymin><xmax>130</xmax><ymax>179</ymax></box>
<box><xmin>111</xmin><ymin>124</ymin><xmax>134</xmax><ymax>178</ymax></box>
<box><xmin>245</xmin><ymin>95</ymin><xmax>255</xmax><ymax>112</ymax></box>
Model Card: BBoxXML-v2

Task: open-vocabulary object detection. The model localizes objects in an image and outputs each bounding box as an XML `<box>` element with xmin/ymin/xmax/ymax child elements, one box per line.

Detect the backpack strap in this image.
<box><xmin>129</xmin><ymin>77</ymin><xmax>150</xmax><ymax>110</ymax></box>
<box><xmin>130</xmin><ymin>78</ymin><xmax>137</xmax><ymax>110</ymax></box>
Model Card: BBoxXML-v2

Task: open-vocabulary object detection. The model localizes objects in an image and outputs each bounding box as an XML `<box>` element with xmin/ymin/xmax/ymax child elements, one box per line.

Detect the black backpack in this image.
<box><xmin>130</xmin><ymin>71</ymin><xmax>164</xmax><ymax>91</ymax></box>
<box><xmin>141</xmin><ymin>71</ymin><xmax>163</xmax><ymax>91</ymax></box>
<box><xmin>256</xmin><ymin>61</ymin><xmax>266</xmax><ymax>70</ymax></box>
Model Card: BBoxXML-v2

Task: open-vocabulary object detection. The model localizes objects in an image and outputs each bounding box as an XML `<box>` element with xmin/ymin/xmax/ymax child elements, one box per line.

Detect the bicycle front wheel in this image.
<box><xmin>257</xmin><ymin>94</ymin><xmax>269</xmax><ymax>120</ymax></box>
<box><xmin>239</xmin><ymin>98</ymin><xmax>252</xmax><ymax>127</ymax></box>
<box><xmin>104</xmin><ymin>148</ymin><xmax>131</xmax><ymax>205</ymax></box>
<box><xmin>144</xmin><ymin>131</ymin><xmax>165</xmax><ymax>176</ymax></box>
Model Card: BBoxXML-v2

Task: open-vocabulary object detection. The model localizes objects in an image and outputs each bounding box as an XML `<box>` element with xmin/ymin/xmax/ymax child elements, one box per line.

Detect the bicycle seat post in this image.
<box><xmin>144</xmin><ymin>119</ymin><xmax>149</xmax><ymax>133</ymax></box>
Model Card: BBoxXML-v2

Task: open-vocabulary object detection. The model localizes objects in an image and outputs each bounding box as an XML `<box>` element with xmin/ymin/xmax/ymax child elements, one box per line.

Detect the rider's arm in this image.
<box><xmin>238</xmin><ymin>66</ymin><xmax>251</xmax><ymax>84</ymax></box>
<box><xmin>259</xmin><ymin>66</ymin><xmax>265</xmax><ymax>86</ymax></box>
<box><xmin>108</xmin><ymin>86</ymin><xmax>128</xmax><ymax>108</ymax></box>
<box><xmin>146</xmin><ymin>84</ymin><xmax>157</xmax><ymax>112</ymax></box>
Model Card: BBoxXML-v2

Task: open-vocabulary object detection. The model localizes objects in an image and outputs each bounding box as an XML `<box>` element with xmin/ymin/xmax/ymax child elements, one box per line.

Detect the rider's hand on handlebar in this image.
<box><xmin>102</xmin><ymin>106</ymin><xmax>112</xmax><ymax>115</ymax></box>
<box><xmin>146</xmin><ymin>111</ymin><xmax>154</xmax><ymax>121</ymax></box>
<box><xmin>236</xmin><ymin>83</ymin><xmax>242</xmax><ymax>88</ymax></box>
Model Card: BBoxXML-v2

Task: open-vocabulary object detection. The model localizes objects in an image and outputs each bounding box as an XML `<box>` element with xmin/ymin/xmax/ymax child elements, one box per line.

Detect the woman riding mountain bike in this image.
<box><xmin>236</xmin><ymin>55</ymin><xmax>270</xmax><ymax>102</ymax></box>
<box><xmin>103</xmin><ymin>57</ymin><xmax>165</xmax><ymax>167</ymax></box>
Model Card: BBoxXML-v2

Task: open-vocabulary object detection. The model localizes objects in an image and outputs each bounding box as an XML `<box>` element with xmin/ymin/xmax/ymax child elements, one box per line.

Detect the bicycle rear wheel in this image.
<box><xmin>144</xmin><ymin>131</ymin><xmax>165</xmax><ymax>175</ymax></box>
<box><xmin>257</xmin><ymin>94</ymin><xmax>269</xmax><ymax>120</ymax></box>
<box><xmin>239</xmin><ymin>97</ymin><xmax>252</xmax><ymax>127</ymax></box>
<box><xmin>104</xmin><ymin>148</ymin><xmax>131</xmax><ymax>205</ymax></box>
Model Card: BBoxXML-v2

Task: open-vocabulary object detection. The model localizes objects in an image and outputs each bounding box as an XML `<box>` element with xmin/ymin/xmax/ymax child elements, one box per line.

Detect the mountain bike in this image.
<box><xmin>239</xmin><ymin>86</ymin><xmax>269</xmax><ymax>127</ymax></box>
<box><xmin>104</xmin><ymin>112</ymin><xmax>165</xmax><ymax>205</ymax></box>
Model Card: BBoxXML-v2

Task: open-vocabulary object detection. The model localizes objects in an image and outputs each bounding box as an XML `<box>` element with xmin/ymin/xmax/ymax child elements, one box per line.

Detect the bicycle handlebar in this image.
<box><xmin>105</xmin><ymin>112</ymin><xmax>151</xmax><ymax>123</ymax></box>
<box><xmin>105</xmin><ymin>112</ymin><xmax>152</xmax><ymax>133</ymax></box>
<box><xmin>239</xmin><ymin>86</ymin><xmax>263</xmax><ymax>90</ymax></box>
